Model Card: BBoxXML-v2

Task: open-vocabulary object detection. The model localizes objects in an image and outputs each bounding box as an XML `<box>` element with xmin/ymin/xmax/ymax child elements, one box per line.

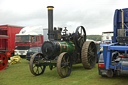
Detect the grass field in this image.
<box><xmin>0</xmin><ymin>59</ymin><xmax>128</xmax><ymax>85</ymax></box>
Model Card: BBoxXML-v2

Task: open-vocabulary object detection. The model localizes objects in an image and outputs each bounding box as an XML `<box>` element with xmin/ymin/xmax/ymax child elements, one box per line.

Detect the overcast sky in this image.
<box><xmin>0</xmin><ymin>0</ymin><xmax>128</xmax><ymax>35</ymax></box>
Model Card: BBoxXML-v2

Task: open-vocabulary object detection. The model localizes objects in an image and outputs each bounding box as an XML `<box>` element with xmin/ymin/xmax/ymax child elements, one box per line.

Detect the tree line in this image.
<box><xmin>87</xmin><ymin>35</ymin><xmax>101</xmax><ymax>41</ymax></box>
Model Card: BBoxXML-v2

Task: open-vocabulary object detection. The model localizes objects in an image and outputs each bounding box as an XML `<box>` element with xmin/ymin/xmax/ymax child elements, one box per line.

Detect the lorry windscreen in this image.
<box><xmin>15</xmin><ymin>36</ymin><xmax>31</xmax><ymax>43</ymax></box>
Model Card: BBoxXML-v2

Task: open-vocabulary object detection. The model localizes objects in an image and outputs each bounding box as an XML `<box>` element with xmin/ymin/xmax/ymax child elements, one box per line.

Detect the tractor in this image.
<box><xmin>98</xmin><ymin>8</ymin><xmax>128</xmax><ymax>77</ymax></box>
<box><xmin>29</xmin><ymin>6</ymin><xmax>97</xmax><ymax>78</ymax></box>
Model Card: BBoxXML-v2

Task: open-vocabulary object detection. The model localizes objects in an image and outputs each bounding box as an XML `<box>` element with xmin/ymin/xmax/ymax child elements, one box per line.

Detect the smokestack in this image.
<box><xmin>47</xmin><ymin>6</ymin><xmax>54</xmax><ymax>40</ymax></box>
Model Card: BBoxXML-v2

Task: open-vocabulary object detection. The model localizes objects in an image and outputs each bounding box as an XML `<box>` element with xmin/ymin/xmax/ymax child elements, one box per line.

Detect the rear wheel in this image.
<box><xmin>81</xmin><ymin>41</ymin><xmax>97</xmax><ymax>69</ymax></box>
<box><xmin>106</xmin><ymin>69</ymin><xmax>114</xmax><ymax>77</ymax></box>
<box><xmin>101</xmin><ymin>75</ymin><xmax>107</xmax><ymax>77</ymax></box>
<box><xmin>57</xmin><ymin>52</ymin><xmax>72</xmax><ymax>78</ymax></box>
<box><xmin>29</xmin><ymin>53</ymin><xmax>46</xmax><ymax>76</ymax></box>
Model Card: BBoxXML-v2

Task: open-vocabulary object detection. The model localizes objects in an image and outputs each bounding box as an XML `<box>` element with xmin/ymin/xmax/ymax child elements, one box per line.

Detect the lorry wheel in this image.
<box><xmin>57</xmin><ymin>52</ymin><xmax>72</xmax><ymax>78</ymax></box>
<box><xmin>106</xmin><ymin>70</ymin><xmax>113</xmax><ymax>77</ymax></box>
<box><xmin>101</xmin><ymin>75</ymin><xmax>107</xmax><ymax>77</ymax></box>
<box><xmin>81</xmin><ymin>41</ymin><xmax>97</xmax><ymax>69</ymax></box>
<box><xmin>29</xmin><ymin>53</ymin><xmax>46</xmax><ymax>76</ymax></box>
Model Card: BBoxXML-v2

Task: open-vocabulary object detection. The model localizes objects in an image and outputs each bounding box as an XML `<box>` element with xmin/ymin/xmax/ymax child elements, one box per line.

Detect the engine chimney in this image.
<box><xmin>47</xmin><ymin>6</ymin><xmax>54</xmax><ymax>40</ymax></box>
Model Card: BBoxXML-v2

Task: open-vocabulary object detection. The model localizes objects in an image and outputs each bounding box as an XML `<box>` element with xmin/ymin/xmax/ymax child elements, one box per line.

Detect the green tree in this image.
<box><xmin>87</xmin><ymin>35</ymin><xmax>101</xmax><ymax>41</ymax></box>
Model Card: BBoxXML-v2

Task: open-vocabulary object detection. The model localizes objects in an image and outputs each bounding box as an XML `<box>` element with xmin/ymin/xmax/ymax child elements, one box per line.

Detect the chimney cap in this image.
<box><xmin>47</xmin><ymin>6</ymin><xmax>54</xmax><ymax>9</ymax></box>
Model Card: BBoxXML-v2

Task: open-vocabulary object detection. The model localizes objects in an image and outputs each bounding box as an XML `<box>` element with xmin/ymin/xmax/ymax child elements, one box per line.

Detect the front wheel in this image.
<box><xmin>29</xmin><ymin>53</ymin><xmax>46</xmax><ymax>76</ymax></box>
<box><xmin>0</xmin><ymin>53</ymin><xmax>8</xmax><ymax>71</ymax></box>
<box><xmin>57</xmin><ymin>52</ymin><xmax>72</xmax><ymax>78</ymax></box>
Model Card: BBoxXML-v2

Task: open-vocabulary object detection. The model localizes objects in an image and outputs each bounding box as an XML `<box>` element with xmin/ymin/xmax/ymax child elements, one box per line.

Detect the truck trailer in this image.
<box><xmin>0</xmin><ymin>25</ymin><xmax>23</xmax><ymax>56</ymax></box>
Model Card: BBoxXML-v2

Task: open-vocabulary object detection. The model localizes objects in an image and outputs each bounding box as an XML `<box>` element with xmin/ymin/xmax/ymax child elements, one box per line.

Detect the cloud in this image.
<box><xmin>0</xmin><ymin>0</ymin><xmax>128</xmax><ymax>34</ymax></box>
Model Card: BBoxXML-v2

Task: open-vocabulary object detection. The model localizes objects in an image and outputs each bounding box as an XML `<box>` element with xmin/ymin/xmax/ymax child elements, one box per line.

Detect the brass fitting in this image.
<box><xmin>0</xmin><ymin>60</ymin><xmax>3</xmax><ymax>64</ymax></box>
<box><xmin>121</xmin><ymin>9</ymin><xmax>124</xmax><ymax>29</ymax></box>
<box><xmin>47</xmin><ymin>6</ymin><xmax>54</xmax><ymax>10</ymax></box>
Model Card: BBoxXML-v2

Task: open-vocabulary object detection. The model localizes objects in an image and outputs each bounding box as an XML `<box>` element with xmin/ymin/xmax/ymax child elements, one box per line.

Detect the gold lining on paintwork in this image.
<box><xmin>70</xmin><ymin>41</ymin><xmax>75</xmax><ymax>50</ymax></box>
<box><xmin>58</xmin><ymin>42</ymin><xmax>62</xmax><ymax>53</ymax></box>
<box><xmin>64</xmin><ymin>41</ymin><xmax>69</xmax><ymax>52</ymax></box>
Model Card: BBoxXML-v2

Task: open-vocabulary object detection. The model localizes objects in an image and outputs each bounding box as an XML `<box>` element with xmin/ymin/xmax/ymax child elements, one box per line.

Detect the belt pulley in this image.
<box><xmin>75</xmin><ymin>26</ymin><xmax>86</xmax><ymax>52</ymax></box>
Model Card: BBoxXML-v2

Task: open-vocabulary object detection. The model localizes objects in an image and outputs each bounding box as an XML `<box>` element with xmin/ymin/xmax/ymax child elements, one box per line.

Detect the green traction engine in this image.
<box><xmin>29</xmin><ymin>6</ymin><xmax>97</xmax><ymax>78</ymax></box>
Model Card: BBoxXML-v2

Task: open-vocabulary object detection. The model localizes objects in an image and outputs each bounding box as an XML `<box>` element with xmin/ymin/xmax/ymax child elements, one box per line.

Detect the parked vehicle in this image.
<box><xmin>29</xmin><ymin>6</ymin><xmax>97</xmax><ymax>78</ymax></box>
<box><xmin>15</xmin><ymin>34</ymin><xmax>43</xmax><ymax>57</ymax></box>
<box><xmin>0</xmin><ymin>25</ymin><xmax>23</xmax><ymax>56</ymax></box>
<box><xmin>14</xmin><ymin>26</ymin><xmax>45</xmax><ymax>57</ymax></box>
<box><xmin>102</xmin><ymin>32</ymin><xmax>113</xmax><ymax>42</ymax></box>
<box><xmin>26</xmin><ymin>47</ymin><xmax>41</xmax><ymax>61</ymax></box>
<box><xmin>98</xmin><ymin>8</ymin><xmax>128</xmax><ymax>77</ymax></box>
<box><xmin>97</xmin><ymin>32</ymin><xmax>113</xmax><ymax>62</ymax></box>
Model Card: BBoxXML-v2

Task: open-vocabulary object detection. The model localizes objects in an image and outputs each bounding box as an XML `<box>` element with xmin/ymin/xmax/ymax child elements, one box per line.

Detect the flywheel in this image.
<box><xmin>75</xmin><ymin>26</ymin><xmax>86</xmax><ymax>51</ymax></box>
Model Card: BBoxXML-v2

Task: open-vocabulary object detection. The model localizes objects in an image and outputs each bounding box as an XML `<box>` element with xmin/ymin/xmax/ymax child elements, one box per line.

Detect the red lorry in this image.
<box><xmin>0</xmin><ymin>25</ymin><xmax>23</xmax><ymax>56</ymax></box>
<box><xmin>14</xmin><ymin>34</ymin><xmax>43</xmax><ymax>57</ymax></box>
<box><xmin>14</xmin><ymin>26</ymin><xmax>44</xmax><ymax>57</ymax></box>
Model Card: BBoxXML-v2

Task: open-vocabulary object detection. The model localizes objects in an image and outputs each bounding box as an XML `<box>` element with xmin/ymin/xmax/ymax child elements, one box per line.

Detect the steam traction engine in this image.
<box><xmin>0</xmin><ymin>35</ymin><xmax>9</xmax><ymax>71</ymax></box>
<box><xmin>0</xmin><ymin>53</ymin><xmax>8</xmax><ymax>71</ymax></box>
<box><xmin>29</xmin><ymin>6</ymin><xmax>97</xmax><ymax>78</ymax></box>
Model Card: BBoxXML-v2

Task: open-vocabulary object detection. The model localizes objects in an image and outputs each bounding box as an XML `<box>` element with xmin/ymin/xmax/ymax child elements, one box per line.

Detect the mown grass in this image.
<box><xmin>0</xmin><ymin>59</ymin><xmax>128</xmax><ymax>85</ymax></box>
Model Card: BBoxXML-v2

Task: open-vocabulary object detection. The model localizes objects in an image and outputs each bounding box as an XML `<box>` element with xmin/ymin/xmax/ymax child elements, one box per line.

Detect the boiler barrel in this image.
<box><xmin>58</xmin><ymin>41</ymin><xmax>75</xmax><ymax>53</ymax></box>
<box><xmin>41</xmin><ymin>41</ymin><xmax>75</xmax><ymax>59</ymax></box>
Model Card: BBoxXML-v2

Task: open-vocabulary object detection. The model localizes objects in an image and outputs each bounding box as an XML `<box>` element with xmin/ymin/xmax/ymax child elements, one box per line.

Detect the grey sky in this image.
<box><xmin>0</xmin><ymin>0</ymin><xmax>128</xmax><ymax>35</ymax></box>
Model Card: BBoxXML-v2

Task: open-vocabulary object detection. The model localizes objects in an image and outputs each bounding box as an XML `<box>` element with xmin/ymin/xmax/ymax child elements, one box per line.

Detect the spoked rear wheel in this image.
<box><xmin>57</xmin><ymin>52</ymin><xmax>72</xmax><ymax>78</ymax></box>
<box><xmin>81</xmin><ymin>41</ymin><xmax>97</xmax><ymax>69</ymax></box>
<box><xmin>29</xmin><ymin>53</ymin><xmax>46</xmax><ymax>76</ymax></box>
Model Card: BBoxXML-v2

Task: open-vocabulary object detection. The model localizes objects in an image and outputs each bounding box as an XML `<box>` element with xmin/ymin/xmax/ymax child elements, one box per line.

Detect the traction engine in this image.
<box><xmin>29</xmin><ymin>6</ymin><xmax>97</xmax><ymax>78</ymax></box>
<box><xmin>0</xmin><ymin>35</ymin><xmax>9</xmax><ymax>71</ymax></box>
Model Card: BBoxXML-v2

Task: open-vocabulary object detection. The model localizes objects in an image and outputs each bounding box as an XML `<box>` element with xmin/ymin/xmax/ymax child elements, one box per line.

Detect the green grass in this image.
<box><xmin>0</xmin><ymin>59</ymin><xmax>128</xmax><ymax>85</ymax></box>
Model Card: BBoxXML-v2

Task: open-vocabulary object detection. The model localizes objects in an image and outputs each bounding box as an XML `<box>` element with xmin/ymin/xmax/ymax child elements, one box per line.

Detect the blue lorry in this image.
<box><xmin>97</xmin><ymin>32</ymin><xmax>113</xmax><ymax>62</ymax></box>
<box><xmin>98</xmin><ymin>8</ymin><xmax>128</xmax><ymax>77</ymax></box>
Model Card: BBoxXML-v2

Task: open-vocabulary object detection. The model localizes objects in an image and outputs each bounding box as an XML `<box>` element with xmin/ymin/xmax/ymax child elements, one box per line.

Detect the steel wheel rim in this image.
<box><xmin>0</xmin><ymin>53</ymin><xmax>8</xmax><ymax>71</ymax></box>
<box><xmin>81</xmin><ymin>41</ymin><xmax>97</xmax><ymax>69</ymax></box>
<box><xmin>29</xmin><ymin>53</ymin><xmax>46</xmax><ymax>76</ymax></box>
<box><xmin>88</xmin><ymin>43</ymin><xmax>96</xmax><ymax>68</ymax></box>
<box><xmin>57</xmin><ymin>52</ymin><xmax>72</xmax><ymax>78</ymax></box>
<box><xmin>61</xmin><ymin>54</ymin><xmax>70</xmax><ymax>76</ymax></box>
